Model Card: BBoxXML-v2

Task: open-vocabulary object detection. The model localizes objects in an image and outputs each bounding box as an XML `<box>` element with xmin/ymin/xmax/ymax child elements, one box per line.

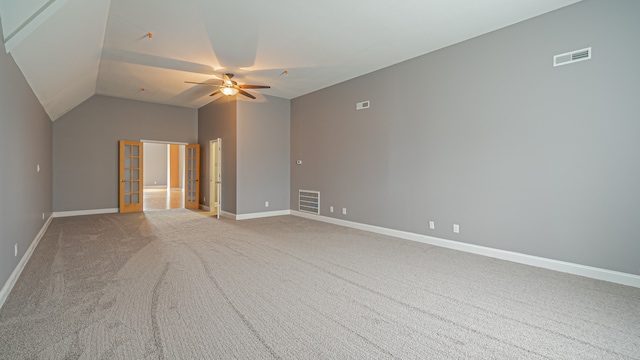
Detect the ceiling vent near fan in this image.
<box><xmin>554</xmin><ymin>47</ymin><xmax>591</xmax><ymax>67</ymax></box>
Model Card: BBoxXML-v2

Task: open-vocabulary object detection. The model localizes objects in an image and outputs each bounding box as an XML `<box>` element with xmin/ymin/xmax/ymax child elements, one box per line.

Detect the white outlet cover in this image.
<box><xmin>265</xmin><ymin>201</ymin><xmax>269</xmax><ymax>207</ymax></box>
<box><xmin>429</xmin><ymin>221</ymin><xmax>435</xmax><ymax>230</ymax></box>
<box><xmin>37</xmin><ymin>164</ymin><xmax>40</xmax><ymax>172</ymax></box>
<box><xmin>453</xmin><ymin>224</ymin><xmax>460</xmax><ymax>233</ymax></box>
<box><xmin>342</xmin><ymin>208</ymin><xmax>347</xmax><ymax>215</ymax></box>
<box><xmin>330</xmin><ymin>206</ymin><xmax>334</xmax><ymax>212</ymax></box>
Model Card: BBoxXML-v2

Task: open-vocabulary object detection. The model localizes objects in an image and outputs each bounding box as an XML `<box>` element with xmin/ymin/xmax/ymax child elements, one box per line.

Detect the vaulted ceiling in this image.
<box><xmin>0</xmin><ymin>0</ymin><xmax>582</xmax><ymax>120</ymax></box>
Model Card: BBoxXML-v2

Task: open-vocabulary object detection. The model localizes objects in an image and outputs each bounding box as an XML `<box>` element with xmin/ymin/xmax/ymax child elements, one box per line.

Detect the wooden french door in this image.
<box><xmin>185</xmin><ymin>144</ymin><xmax>200</xmax><ymax>210</ymax></box>
<box><xmin>119</xmin><ymin>140</ymin><xmax>143</xmax><ymax>213</ymax></box>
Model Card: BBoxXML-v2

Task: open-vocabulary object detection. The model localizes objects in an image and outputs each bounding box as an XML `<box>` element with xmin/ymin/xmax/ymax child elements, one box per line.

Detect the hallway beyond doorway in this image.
<box><xmin>143</xmin><ymin>188</ymin><xmax>184</xmax><ymax>211</ymax></box>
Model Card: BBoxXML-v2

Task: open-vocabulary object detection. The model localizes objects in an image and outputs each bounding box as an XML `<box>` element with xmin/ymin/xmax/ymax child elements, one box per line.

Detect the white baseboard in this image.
<box><xmin>290</xmin><ymin>211</ymin><xmax>640</xmax><ymax>288</ymax></box>
<box><xmin>236</xmin><ymin>210</ymin><xmax>291</xmax><ymax>220</ymax></box>
<box><xmin>220</xmin><ymin>211</ymin><xmax>236</xmax><ymax>220</ymax></box>
<box><xmin>200</xmin><ymin>205</ymin><xmax>211</xmax><ymax>211</ymax></box>
<box><xmin>0</xmin><ymin>215</ymin><xmax>53</xmax><ymax>310</ymax></box>
<box><xmin>52</xmin><ymin>208</ymin><xmax>119</xmax><ymax>218</ymax></box>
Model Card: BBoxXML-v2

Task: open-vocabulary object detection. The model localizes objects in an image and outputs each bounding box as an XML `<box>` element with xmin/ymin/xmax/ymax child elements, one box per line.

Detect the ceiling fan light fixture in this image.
<box><xmin>220</xmin><ymin>87</ymin><xmax>239</xmax><ymax>96</ymax></box>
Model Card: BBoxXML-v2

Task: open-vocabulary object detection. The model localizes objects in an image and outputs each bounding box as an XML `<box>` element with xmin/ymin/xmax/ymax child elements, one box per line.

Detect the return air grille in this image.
<box><xmin>554</xmin><ymin>47</ymin><xmax>591</xmax><ymax>67</ymax></box>
<box><xmin>299</xmin><ymin>190</ymin><xmax>320</xmax><ymax>214</ymax></box>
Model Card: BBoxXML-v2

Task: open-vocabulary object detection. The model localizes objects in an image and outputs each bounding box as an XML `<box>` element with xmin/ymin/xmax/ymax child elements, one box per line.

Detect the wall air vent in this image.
<box><xmin>299</xmin><ymin>190</ymin><xmax>320</xmax><ymax>214</ymax></box>
<box><xmin>554</xmin><ymin>47</ymin><xmax>591</xmax><ymax>67</ymax></box>
<box><xmin>356</xmin><ymin>101</ymin><xmax>370</xmax><ymax>110</ymax></box>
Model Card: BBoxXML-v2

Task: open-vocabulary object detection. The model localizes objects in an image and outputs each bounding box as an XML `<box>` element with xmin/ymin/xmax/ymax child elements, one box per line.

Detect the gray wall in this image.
<box><xmin>237</xmin><ymin>95</ymin><xmax>291</xmax><ymax>214</ymax></box>
<box><xmin>143</xmin><ymin>143</ymin><xmax>168</xmax><ymax>187</ymax></box>
<box><xmin>198</xmin><ymin>97</ymin><xmax>237</xmax><ymax>214</ymax></box>
<box><xmin>53</xmin><ymin>95</ymin><xmax>197</xmax><ymax>212</ymax></box>
<box><xmin>0</xmin><ymin>19</ymin><xmax>52</xmax><ymax>293</ymax></box>
<box><xmin>290</xmin><ymin>0</ymin><xmax>640</xmax><ymax>275</ymax></box>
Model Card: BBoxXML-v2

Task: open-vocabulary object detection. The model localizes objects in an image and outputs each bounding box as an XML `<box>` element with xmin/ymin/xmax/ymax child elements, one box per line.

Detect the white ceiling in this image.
<box><xmin>1</xmin><ymin>0</ymin><xmax>583</xmax><ymax>120</ymax></box>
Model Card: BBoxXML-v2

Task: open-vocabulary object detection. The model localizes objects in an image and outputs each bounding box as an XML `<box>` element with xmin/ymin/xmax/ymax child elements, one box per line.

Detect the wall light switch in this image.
<box><xmin>453</xmin><ymin>224</ymin><xmax>460</xmax><ymax>233</ymax></box>
<box><xmin>14</xmin><ymin>244</ymin><xmax>18</xmax><ymax>257</ymax></box>
<box><xmin>342</xmin><ymin>208</ymin><xmax>347</xmax><ymax>215</ymax></box>
<box><xmin>330</xmin><ymin>206</ymin><xmax>334</xmax><ymax>213</ymax></box>
<box><xmin>429</xmin><ymin>221</ymin><xmax>435</xmax><ymax>230</ymax></box>
<box><xmin>37</xmin><ymin>164</ymin><xmax>40</xmax><ymax>173</ymax></box>
<box><xmin>265</xmin><ymin>201</ymin><xmax>269</xmax><ymax>207</ymax></box>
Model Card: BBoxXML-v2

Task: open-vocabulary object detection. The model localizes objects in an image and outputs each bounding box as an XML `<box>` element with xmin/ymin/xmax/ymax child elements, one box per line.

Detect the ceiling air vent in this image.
<box><xmin>554</xmin><ymin>47</ymin><xmax>591</xmax><ymax>67</ymax></box>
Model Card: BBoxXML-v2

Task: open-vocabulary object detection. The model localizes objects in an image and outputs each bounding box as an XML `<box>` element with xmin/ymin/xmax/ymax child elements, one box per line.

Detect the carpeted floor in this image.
<box><xmin>0</xmin><ymin>210</ymin><xmax>639</xmax><ymax>359</ymax></box>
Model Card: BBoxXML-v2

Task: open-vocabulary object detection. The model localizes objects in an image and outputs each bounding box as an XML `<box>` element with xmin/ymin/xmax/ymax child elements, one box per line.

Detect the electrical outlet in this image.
<box><xmin>14</xmin><ymin>244</ymin><xmax>18</xmax><ymax>257</ymax></box>
<box><xmin>453</xmin><ymin>224</ymin><xmax>460</xmax><ymax>233</ymax></box>
<box><xmin>330</xmin><ymin>206</ymin><xmax>334</xmax><ymax>213</ymax></box>
<box><xmin>429</xmin><ymin>221</ymin><xmax>435</xmax><ymax>230</ymax></box>
<box><xmin>42</xmin><ymin>213</ymin><xmax>45</xmax><ymax>220</ymax></box>
<box><xmin>342</xmin><ymin>208</ymin><xmax>347</xmax><ymax>215</ymax></box>
<box><xmin>37</xmin><ymin>164</ymin><xmax>40</xmax><ymax>173</ymax></box>
<box><xmin>265</xmin><ymin>201</ymin><xmax>269</xmax><ymax>207</ymax></box>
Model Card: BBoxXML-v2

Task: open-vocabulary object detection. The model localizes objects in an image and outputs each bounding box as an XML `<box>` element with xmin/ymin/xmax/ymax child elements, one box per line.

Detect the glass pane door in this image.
<box><xmin>119</xmin><ymin>140</ymin><xmax>143</xmax><ymax>213</ymax></box>
<box><xmin>185</xmin><ymin>144</ymin><xmax>200</xmax><ymax>210</ymax></box>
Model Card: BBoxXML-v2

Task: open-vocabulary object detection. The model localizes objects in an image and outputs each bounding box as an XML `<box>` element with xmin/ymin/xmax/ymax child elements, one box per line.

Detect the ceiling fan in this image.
<box><xmin>185</xmin><ymin>73</ymin><xmax>270</xmax><ymax>99</ymax></box>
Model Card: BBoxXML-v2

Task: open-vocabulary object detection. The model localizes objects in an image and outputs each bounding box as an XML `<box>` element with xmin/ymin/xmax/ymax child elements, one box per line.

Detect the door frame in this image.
<box><xmin>136</xmin><ymin>139</ymin><xmax>188</xmax><ymax>211</ymax></box>
<box><xmin>209</xmin><ymin>139</ymin><xmax>222</xmax><ymax>219</ymax></box>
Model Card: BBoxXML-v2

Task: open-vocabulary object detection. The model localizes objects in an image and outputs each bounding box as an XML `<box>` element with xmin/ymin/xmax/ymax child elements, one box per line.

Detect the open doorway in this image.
<box><xmin>142</xmin><ymin>142</ymin><xmax>186</xmax><ymax>211</ymax></box>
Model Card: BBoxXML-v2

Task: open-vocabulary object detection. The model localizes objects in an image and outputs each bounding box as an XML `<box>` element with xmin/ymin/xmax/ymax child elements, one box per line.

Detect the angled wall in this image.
<box><xmin>0</xmin><ymin>18</ymin><xmax>52</xmax><ymax>303</ymax></box>
<box><xmin>198</xmin><ymin>95</ymin><xmax>290</xmax><ymax>216</ymax></box>
<box><xmin>198</xmin><ymin>96</ymin><xmax>238</xmax><ymax>214</ymax></box>
<box><xmin>290</xmin><ymin>0</ymin><xmax>640</xmax><ymax>275</ymax></box>
<box><xmin>237</xmin><ymin>96</ymin><xmax>290</xmax><ymax>214</ymax></box>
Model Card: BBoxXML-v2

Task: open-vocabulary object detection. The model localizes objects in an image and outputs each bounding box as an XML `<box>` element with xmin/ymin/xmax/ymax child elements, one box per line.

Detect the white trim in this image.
<box><xmin>143</xmin><ymin>185</ymin><xmax>167</xmax><ymax>189</ymax></box>
<box><xmin>236</xmin><ymin>210</ymin><xmax>291</xmax><ymax>221</ymax></box>
<box><xmin>140</xmin><ymin>139</ymin><xmax>189</xmax><ymax>145</ymax></box>
<box><xmin>52</xmin><ymin>208</ymin><xmax>119</xmax><ymax>218</ymax></box>
<box><xmin>220</xmin><ymin>211</ymin><xmax>236</xmax><ymax>220</ymax></box>
<box><xmin>290</xmin><ymin>211</ymin><xmax>640</xmax><ymax>288</ymax></box>
<box><xmin>0</xmin><ymin>215</ymin><xmax>53</xmax><ymax>309</ymax></box>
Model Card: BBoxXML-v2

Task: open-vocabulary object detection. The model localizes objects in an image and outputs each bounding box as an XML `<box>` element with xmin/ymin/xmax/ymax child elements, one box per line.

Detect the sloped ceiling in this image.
<box><xmin>1</xmin><ymin>0</ymin><xmax>583</xmax><ymax>121</ymax></box>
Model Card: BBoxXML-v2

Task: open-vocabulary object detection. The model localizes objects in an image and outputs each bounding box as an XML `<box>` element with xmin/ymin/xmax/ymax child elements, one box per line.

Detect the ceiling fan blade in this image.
<box><xmin>238</xmin><ymin>85</ymin><xmax>270</xmax><ymax>89</ymax></box>
<box><xmin>209</xmin><ymin>89</ymin><xmax>222</xmax><ymax>97</ymax></box>
<box><xmin>185</xmin><ymin>81</ymin><xmax>221</xmax><ymax>87</ymax></box>
<box><xmin>237</xmin><ymin>89</ymin><xmax>256</xmax><ymax>99</ymax></box>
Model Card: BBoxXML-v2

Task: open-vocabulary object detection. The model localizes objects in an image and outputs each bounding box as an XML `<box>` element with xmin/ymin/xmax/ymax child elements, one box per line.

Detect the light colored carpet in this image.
<box><xmin>0</xmin><ymin>210</ymin><xmax>638</xmax><ymax>359</ymax></box>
